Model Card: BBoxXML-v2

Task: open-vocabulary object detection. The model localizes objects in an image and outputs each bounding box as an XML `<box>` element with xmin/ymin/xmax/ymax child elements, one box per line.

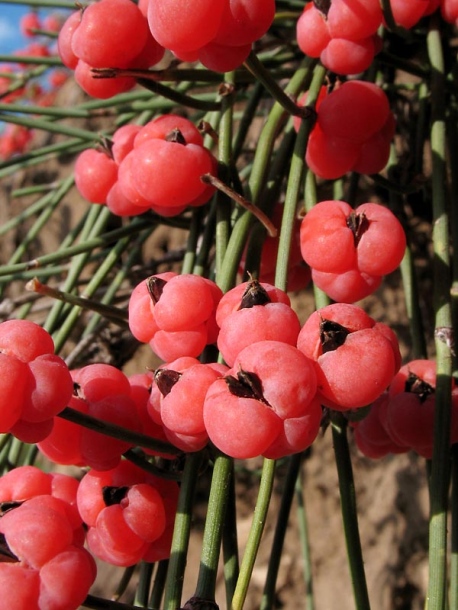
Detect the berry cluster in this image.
<box><xmin>75</xmin><ymin>114</ymin><xmax>217</xmax><ymax>217</ymax></box>
<box><xmin>147</xmin><ymin>0</ymin><xmax>275</xmax><ymax>72</ymax></box>
<box><xmin>58</xmin><ymin>0</ymin><xmax>164</xmax><ymax>98</ymax></box>
<box><xmin>129</xmin><ymin>276</ymin><xmax>402</xmax><ymax>460</ymax></box>
<box><xmin>0</xmin><ymin>466</ymin><xmax>96</xmax><ymax>610</ymax></box>
<box><xmin>354</xmin><ymin>360</ymin><xmax>458</xmax><ymax>459</ymax></box>
<box><xmin>297</xmin><ymin>303</ymin><xmax>401</xmax><ymax>411</ymax></box>
<box><xmin>299</xmin><ymin>200</ymin><xmax>406</xmax><ymax>302</ymax></box>
<box><xmin>300</xmin><ymin>81</ymin><xmax>395</xmax><ymax>180</ymax></box>
<box><xmin>129</xmin><ymin>272</ymin><xmax>222</xmax><ymax>361</ymax></box>
<box><xmin>296</xmin><ymin>0</ymin><xmax>383</xmax><ymax>75</ymax></box>
<box><xmin>77</xmin><ymin>460</ymin><xmax>179</xmax><ymax>566</ymax></box>
<box><xmin>150</xmin><ymin>357</ymin><xmax>227</xmax><ymax>452</ymax></box>
<box><xmin>296</xmin><ymin>0</ymin><xmax>439</xmax><ymax>75</ymax></box>
<box><xmin>38</xmin><ymin>363</ymin><xmax>141</xmax><ymax>471</ymax></box>
<box><xmin>0</xmin><ymin>319</ymin><xmax>73</xmax><ymax>443</ymax></box>
<box><xmin>204</xmin><ymin>340</ymin><xmax>322</xmax><ymax>459</ymax></box>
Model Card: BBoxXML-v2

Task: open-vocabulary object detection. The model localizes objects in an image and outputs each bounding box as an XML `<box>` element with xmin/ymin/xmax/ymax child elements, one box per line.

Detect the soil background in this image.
<box><xmin>0</xmin><ymin>80</ymin><xmax>436</xmax><ymax>610</ymax></box>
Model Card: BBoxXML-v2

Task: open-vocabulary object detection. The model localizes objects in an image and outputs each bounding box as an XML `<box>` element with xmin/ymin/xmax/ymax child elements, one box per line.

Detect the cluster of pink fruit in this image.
<box><xmin>57</xmin><ymin>0</ymin><xmax>275</xmax><ymax>99</ymax></box>
<box><xmin>58</xmin><ymin>0</ymin><xmax>164</xmax><ymax>99</ymax></box>
<box><xmin>77</xmin><ymin>460</ymin><xmax>179</xmax><ymax>567</ymax></box>
<box><xmin>297</xmin><ymin>80</ymin><xmax>396</xmax><ymax>180</ymax></box>
<box><xmin>354</xmin><ymin>360</ymin><xmax>458</xmax><ymax>459</ymax></box>
<box><xmin>0</xmin><ymin>466</ymin><xmax>96</xmax><ymax>610</ymax></box>
<box><xmin>296</xmin><ymin>0</ymin><xmax>439</xmax><ymax>75</ymax></box>
<box><xmin>147</xmin><ymin>0</ymin><xmax>274</xmax><ymax>72</ymax></box>
<box><xmin>127</xmin><ymin>275</ymin><xmax>403</xmax><ymax>459</ymax></box>
<box><xmin>299</xmin><ymin>200</ymin><xmax>406</xmax><ymax>302</ymax></box>
<box><xmin>0</xmin><ymin>319</ymin><xmax>73</xmax><ymax>443</ymax></box>
<box><xmin>74</xmin><ymin>114</ymin><xmax>217</xmax><ymax>217</ymax></box>
<box><xmin>0</xmin><ymin>460</ymin><xmax>180</xmax><ymax>606</ymax></box>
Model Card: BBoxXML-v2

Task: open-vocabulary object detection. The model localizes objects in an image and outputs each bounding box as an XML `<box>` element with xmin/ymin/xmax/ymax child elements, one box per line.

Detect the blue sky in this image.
<box><xmin>0</xmin><ymin>3</ymin><xmax>30</xmax><ymax>55</ymax></box>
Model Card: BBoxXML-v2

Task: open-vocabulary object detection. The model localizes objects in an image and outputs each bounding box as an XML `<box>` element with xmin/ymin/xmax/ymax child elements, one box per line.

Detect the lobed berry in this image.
<box><xmin>297</xmin><ymin>303</ymin><xmax>401</xmax><ymax>410</ymax></box>
<box><xmin>0</xmin><ymin>320</ymin><xmax>73</xmax><ymax>441</ymax></box>
<box><xmin>37</xmin><ymin>364</ymin><xmax>141</xmax><ymax>470</ymax></box>
<box><xmin>147</xmin><ymin>0</ymin><xmax>275</xmax><ymax>71</ymax></box>
<box><xmin>299</xmin><ymin>200</ymin><xmax>406</xmax><ymax>302</ymax></box>
<box><xmin>299</xmin><ymin>81</ymin><xmax>396</xmax><ymax>180</ymax></box>
<box><xmin>204</xmin><ymin>340</ymin><xmax>319</xmax><ymax>459</ymax></box>
<box><xmin>128</xmin><ymin>273</ymin><xmax>222</xmax><ymax>361</ymax></box>
<box><xmin>77</xmin><ymin>460</ymin><xmax>179</xmax><ymax>567</ymax></box>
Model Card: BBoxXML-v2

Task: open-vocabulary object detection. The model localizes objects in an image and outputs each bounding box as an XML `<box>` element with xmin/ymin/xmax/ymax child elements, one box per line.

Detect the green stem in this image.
<box><xmin>51</xmin><ymin>231</ymin><xmax>134</xmax><ymax>351</ymax></box>
<box><xmin>222</xmin><ymin>462</ymin><xmax>239</xmax><ymax>609</ymax></box>
<box><xmin>400</xmin><ymin>245</ymin><xmax>428</xmax><ymax>359</ymax></box>
<box><xmin>217</xmin><ymin>60</ymin><xmax>312</xmax><ymax>292</ymax></box>
<box><xmin>43</xmin><ymin>204</ymin><xmax>110</xmax><ymax>335</ymax></box>
<box><xmin>149</xmin><ymin>560</ymin><xmax>169</xmax><ymax>610</ymax></box>
<box><xmin>0</xmin><ymin>111</ymin><xmax>106</xmax><ymax>141</ymax></box>
<box><xmin>194</xmin><ymin>454</ymin><xmax>233</xmax><ymax>602</ymax></box>
<box><xmin>243</xmin><ymin>52</ymin><xmax>313</xmax><ymax>119</ymax></box>
<box><xmin>451</xmin><ymin>445</ymin><xmax>458</xmax><ymax>610</ymax></box>
<box><xmin>83</xmin><ymin>594</ymin><xmax>144</xmax><ymax>610</ymax></box>
<box><xmin>231</xmin><ymin>458</ymin><xmax>276</xmax><ymax>610</ymax></box>
<box><xmin>295</xmin><ymin>466</ymin><xmax>315</xmax><ymax>610</ymax></box>
<box><xmin>0</xmin><ymin>54</ymin><xmax>62</xmax><ymax>65</ymax></box>
<box><xmin>261</xmin><ymin>454</ymin><xmax>302</xmax><ymax>610</ymax></box>
<box><xmin>58</xmin><ymin>407</ymin><xmax>179</xmax><ymax>456</ymax></box>
<box><xmin>134</xmin><ymin>562</ymin><xmax>154</xmax><ymax>608</ymax></box>
<box><xmin>330</xmin><ymin>412</ymin><xmax>371</xmax><ymax>610</ymax></box>
<box><xmin>135</xmin><ymin>77</ymin><xmax>222</xmax><ymax>112</ymax></box>
<box><xmin>427</xmin><ymin>15</ymin><xmax>453</xmax><ymax>610</ymax></box>
<box><xmin>26</xmin><ymin>277</ymin><xmax>128</xmax><ymax>325</ymax></box>
<box><xmin>274</xmin><ymin>65</ymin><xmax>324</xmax><ymax>290</ymax></box>
<box><xmin>0</xmin><ymin>217</ymin><xmax>170</xmax><ymax>278</ymax></box>
<box><xmin>164</xmin><ymin>452</ymin><xmax>204</xmax><ymax>610</ymax></box>
<box><xmin>214</xmin><ymin>71</ymin><xmax>236</xmax><ymax>277</ymax></box>
<box><xmin>0</xmin><ymin>0</ymin><xmax>75</xmax><ymax>8</ymax></box>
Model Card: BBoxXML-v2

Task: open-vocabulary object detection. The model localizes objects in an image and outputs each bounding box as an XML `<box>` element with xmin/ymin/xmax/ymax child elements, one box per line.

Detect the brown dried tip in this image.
<box><xmin>225</xmin><ymin>368</ymin><xmax>271</xmax><ymax>406</ymax></box>
<box><xmin>346</xmin><ymin>211</ymin><xmax>369</xmax><ymax>248</ymax></box>
<box><xmin>313</xmin><ymin>0</ymin><xmax>331</xmax><ymax>16</ymax></box>
<box><xmin>0</xmin><ymin>500</ymin><xmax>23</xmax><ymax>517</ymax></box>
<box><xmin>405</xmin><ymin>372</ymin><xmax>434</xmax><ymax>403</ymax></box>
<box><xmin>155</xmin><ymin>368</ymin><xmax>182</xmax><ymax>397</ymax></box>
<box><xmin>319</xmin><ymin>318</ymin><xmax>350</xmax><ymax>354</ymax></box>
<box><xmin>239</xmin><ymin>278</ymin><xmax>271</xmax><ymax>309</ymax></box>
<box><xmin>146</xmin><ymin>276</ymin><xmax>168</xmax><ymax>304</ymax></box>
<box><xmin>165</xmin><ymin>128</ymin><xmax>187</xmax><ymax>145</ymax></box>
<box><xmin>0</xmin><ymin>533</ymin><xmax>19</xmax><ymax>563</ymax></box>
<box><xmin>102</xmin><ymin>485</ymin><xmax>129</xmax><ymax>507</ymax></box>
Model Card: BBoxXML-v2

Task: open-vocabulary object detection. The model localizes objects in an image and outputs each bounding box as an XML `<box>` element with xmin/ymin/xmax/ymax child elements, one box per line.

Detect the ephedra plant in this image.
<box><xmin>0</xmin><ymin>0</ymin><xmax>457</xmax><ymax>609</ymax></box>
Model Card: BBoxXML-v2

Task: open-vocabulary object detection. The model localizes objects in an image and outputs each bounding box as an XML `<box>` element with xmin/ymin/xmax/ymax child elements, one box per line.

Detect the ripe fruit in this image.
<box><xmin>299</xmin><ymin>200</ymin><xmax>405</xmax><ymax>302</ymax></box>
<box><xmin>70</xmin><ymin>0</ymin><xmax>148</xmax><ymax>68</ymax></box>
<box><xmin>128</xmin><ymin>273</ymin><xmax>222</xmax><ymax>361</ymax></box>
<box><xmin>300</xmin><ymin>200</ymin><xmax>406</xmax><ymax>276</ymax></box>
<box><xmin>296</xmin><ymin>0</ymin><xmax>383</xmax><ymax>74</ymax></box>
<box><xmin>37</xmin><ymin>364</ymin><xmax>140</xmax><ymax>470</ymax></box>
<box><xmin>216</xmin><ymin>279</ymin><xmax>301</xmax><ymax>366</ymax></box>
<box><xmin>0</xmin><ymin>320</ymin><xmax>73</xmax><ymax>441</ymax></box>
<box><xmin>74</xmin><ymin>148</ymin><xmax>118</xmax><ymax>204</ymax></box>
<box><xmin>297</xmin><ymin>303</ymin><xmax>401</xmax><ymax>410</ymax></box>
<box><xmin>77</xmin><ymin>460</ymin><xmax>179</xmax><ymax>566</ymax></box>
<box><xmin>300</xmin><ymin>81</ymin><xmax>396</xmax><ymax>179</ymax></box>
<box><xmin>204</xmin><ymin>341</ymin><xmax>319</xmax><ymax>459</ymax></box>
